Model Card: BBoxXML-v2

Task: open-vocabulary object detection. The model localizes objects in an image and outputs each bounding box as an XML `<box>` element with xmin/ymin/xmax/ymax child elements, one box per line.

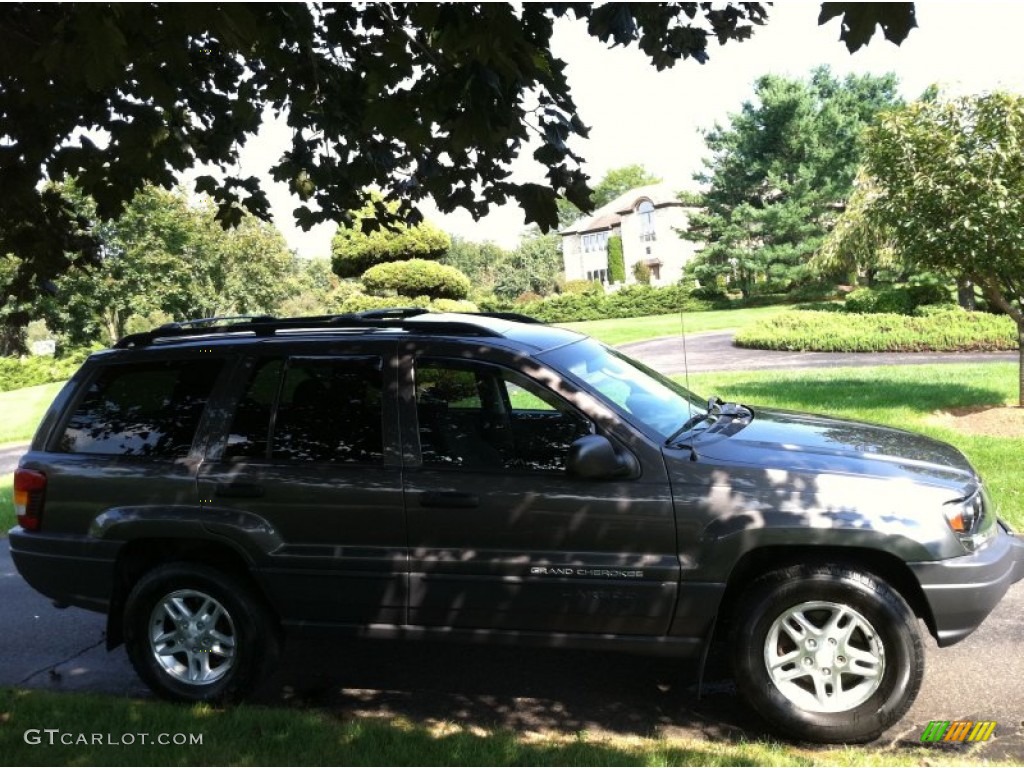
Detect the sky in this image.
<box><xmin>230</xmin><ymin>1</ymin><xmax>1024</xmax><ymax>258</ymax></box>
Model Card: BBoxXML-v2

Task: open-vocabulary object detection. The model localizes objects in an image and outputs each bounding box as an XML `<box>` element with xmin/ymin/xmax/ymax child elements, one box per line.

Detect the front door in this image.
<box><xmin>402</xmin><ymin>352</ymin><xmax>679</xmax><ymax>636</ymax></box>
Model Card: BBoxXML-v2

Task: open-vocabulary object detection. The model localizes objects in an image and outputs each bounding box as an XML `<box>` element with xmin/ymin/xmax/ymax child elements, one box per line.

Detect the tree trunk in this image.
<box><xmin>957</xmin><ymin>277</ymin><xmax>976</xmax><ymax>311</ymax></box>
<box><xmin>0</xmin><ymin>313</ymin><xmax>29</xmax><ymax>357</ymax></box>
<box><xmin>1019</xmin><ymin>320</ymin><xmax>1024</xmax><ymax>408</ymax></box>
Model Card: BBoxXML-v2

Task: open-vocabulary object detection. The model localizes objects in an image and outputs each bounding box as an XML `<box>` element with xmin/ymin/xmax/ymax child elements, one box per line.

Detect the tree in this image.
<box><xmin>362</xmin><ymin>259</ymin><xmax>471</xmax><ymax>301</ymax></box>
<box><xmin>812</xmin><ymin>171</ymin><xmax>902</xmax><ymax>286</ymax></box>
<box><xmin>493</xmin><ymin>231</ymin><xmax>563</xmax><ymax>301</ymax></box>
<box><xmin>557</xmin><ymin>165</ymin><xmax>662</xmax><ymax>228</ymax></box>
<box><xmin>42</xmin><ymin>185</ymin><xmax>293</xmax><ymax>346</ymax></box>
<box><xmin>683</xmin><ymin>68</ymin><xmax>902</xmax><ymax>297</ymax></box>
<box><xmin>607</xmin><ymin>235</ymin><xmax>626</xmax><ymax>283</ymax></box>
<box><xmin>863</xmin><ymin>92</ymin><xmax>1024</xmax><ymax>405</ymax></box>
<box><xmin>331</xmin><ymin>198</ymin><xmax>451</xmax><ymax>279</ymax></box>
<box><xmin>440</xmin><ymin>238</ymin><xmax>510</xmax><ymax>293</ymax></box>
<box><xmin>1</xmin><ymin>3</ymin><xmax>919</xmax><ymax>344</ymax></box>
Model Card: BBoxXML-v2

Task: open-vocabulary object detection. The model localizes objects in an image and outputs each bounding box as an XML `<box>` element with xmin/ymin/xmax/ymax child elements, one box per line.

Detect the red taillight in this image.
<box><xmin>13</xmin><ymin>468</ymin><xmax>46</xmax><ymax>532</ymax></box>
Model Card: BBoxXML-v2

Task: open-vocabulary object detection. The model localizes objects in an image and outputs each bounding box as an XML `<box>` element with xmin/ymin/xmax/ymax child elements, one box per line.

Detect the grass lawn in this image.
<box><xmin>560</xmin><ymin>305</ymin><xmax>791</xmax><ymax>346</ymax></box>
<box><xmin>0</xmin><ymin>688</ymin><xmax>1007</xmax><ymax>767</ymax></box>
<box><xmin>685</xmin><ymin>362</ymin><xmax>1022</xmax><ymax>529</ymax></box>
<box><xmin>0</xmin><ymin>473</ymin><xmax>11</xmax><ymax>532</ymax></box>
<box><xmin>0</xmin><ymin>381</ymin><xmax>63</xmax><ymax>445</ymax></box>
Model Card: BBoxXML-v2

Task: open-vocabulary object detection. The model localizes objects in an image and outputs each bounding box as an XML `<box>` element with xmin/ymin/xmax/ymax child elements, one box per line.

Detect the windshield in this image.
<box><xmin>542</xmin><ymin>339</ymin><xmax>706</xmax><ymax>441</ymax></box>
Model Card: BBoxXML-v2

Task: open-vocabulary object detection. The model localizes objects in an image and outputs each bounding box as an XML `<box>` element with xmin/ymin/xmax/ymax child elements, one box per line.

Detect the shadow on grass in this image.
<box><xmin>256</xmin><ymin>636</ymin><xmax>772</xmax><ymax>747</ymax></box>
<box><xmin>712</xmin><ymin>378</ymin><xmax>1007</xmax><ymax>416</ymax></box>
<box><xmin>0</xmin><ymin>681</ymin><xmax>804</xmax><ymax>767</ymax></box>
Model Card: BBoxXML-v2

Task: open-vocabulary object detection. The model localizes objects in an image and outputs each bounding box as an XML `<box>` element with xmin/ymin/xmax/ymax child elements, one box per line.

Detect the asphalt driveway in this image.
<box><xmin>620</xmin><ymin>330</ymin><xmax>1017</xmax><ymax>375</ymax></box>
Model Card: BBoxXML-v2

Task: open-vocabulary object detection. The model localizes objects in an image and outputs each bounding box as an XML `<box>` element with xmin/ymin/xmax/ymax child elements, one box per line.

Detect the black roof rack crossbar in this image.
<box><xmin>114</xmin><ymin>309</ymin><xmax>505</xmax><ymax>348</ymax></box>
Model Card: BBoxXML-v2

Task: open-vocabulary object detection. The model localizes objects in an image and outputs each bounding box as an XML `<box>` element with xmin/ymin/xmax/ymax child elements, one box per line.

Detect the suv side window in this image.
<box><xmin>57</xmin><ymin>359</ymin><xmax>223</xmax><ymax>458</ymax></box>
<box><xmin>225</xmin><ymin>356</ymin><xmax>384</xmax><ymax>464</ymax></box>
<box><xmin>415</xmin><ymin>359</ymin><xmax>592</xmax><ymax>471</ymax></box>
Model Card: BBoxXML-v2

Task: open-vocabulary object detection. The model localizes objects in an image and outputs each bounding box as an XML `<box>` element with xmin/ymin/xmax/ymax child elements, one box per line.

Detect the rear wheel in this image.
<box><xmin>123</xmin><ymin>563</ymin><xmax>278</xmax><ymax>703</ymax></box>
<box><xmin>732</xmin><ymin>564</ymin><xmax>923</xmax><ymax>743</ymax></box>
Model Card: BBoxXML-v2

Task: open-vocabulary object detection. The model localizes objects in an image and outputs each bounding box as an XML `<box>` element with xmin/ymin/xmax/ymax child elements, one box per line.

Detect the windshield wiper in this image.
<box><xmin>665</xmin><ymin>410</ymin><xmax>712</xmax><ymax>447</ymax></box>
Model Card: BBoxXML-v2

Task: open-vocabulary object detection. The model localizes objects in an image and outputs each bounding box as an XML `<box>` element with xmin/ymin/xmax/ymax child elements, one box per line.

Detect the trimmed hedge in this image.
<box><xmin>844</xmin><ymin>284</ymin><xmax>951</xmax><ymax>315</ymax></box>
<box><xmin>607</xmin><ymin>235</ymin><xmax>625</xmax><ymax>283</ymax></box>
<box><xmin>735</xmin><ymin>308</ymin><xmax>1016</xmax><ymax>353</ymax></box>
<box><xmin>336</xmin><ymin>292</ymin><xmax>478</xmax><ymax>314</ymax></box>
<box><xmin>518</xmin><ymin>284</ymin><xmax>714</xmax><ymax>323</ymax></box>
<box><xmin>0</xmin><ymin>351</ymin><xmax>91</xmax><ymax>393</ymax></box>
<box><xmin>361</xmin><ymin>258</ymin><xmax>471</xmax><ymax>300</ymax></box>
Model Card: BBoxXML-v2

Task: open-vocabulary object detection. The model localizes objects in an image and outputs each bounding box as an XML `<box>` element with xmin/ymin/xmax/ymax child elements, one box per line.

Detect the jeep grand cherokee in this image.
<box><xmin>10</xmin><ymin>309</ymin><xmax>1024</xmax><ymax>742</ymax></box>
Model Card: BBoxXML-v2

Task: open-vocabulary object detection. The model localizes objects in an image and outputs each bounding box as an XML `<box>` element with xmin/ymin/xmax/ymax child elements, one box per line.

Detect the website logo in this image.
<box><xmin>920</xmin><ymin>720</ymin><xmax>996</xmax><ymax>743</ymax></box>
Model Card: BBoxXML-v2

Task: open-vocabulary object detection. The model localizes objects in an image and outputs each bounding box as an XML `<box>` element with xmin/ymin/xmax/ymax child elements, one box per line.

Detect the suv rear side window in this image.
<box><xmin>57</xmin><ymin>359</ymin><xmax>223</xmax><ymax>457</ymax></box>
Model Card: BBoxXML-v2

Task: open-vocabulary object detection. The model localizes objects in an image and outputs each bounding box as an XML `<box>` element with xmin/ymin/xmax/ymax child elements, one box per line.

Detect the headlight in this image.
<box><xmin>943</xmin><ymin>487</ymin><xmax>994</xmax><ymax>551</ymax></box>
<box><xmin>944</xmin><ymin>490</ymin><xmax>984</xmax><ymax>534</ymax></box>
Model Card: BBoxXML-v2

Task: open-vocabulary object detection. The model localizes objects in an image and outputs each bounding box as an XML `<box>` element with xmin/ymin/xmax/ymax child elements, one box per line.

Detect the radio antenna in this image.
<box><xmin>680</xmin><ymin>305</ymin><xmax>693</xmax><ymax>419</ymax></box>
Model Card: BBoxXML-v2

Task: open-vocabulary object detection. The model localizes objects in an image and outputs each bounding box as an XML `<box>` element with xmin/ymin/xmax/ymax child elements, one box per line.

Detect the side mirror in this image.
<box><xmin>566</xmin><ymin>435</ymin><xmax>636</xmax><ymax>480</ymax></box>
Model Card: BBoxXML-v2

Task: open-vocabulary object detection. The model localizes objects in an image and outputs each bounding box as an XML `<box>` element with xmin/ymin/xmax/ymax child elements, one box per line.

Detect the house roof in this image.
<box><xmin>559</xmin><ymin>182</ymin><xmax>685</xmax><ymax>235</ymax></box>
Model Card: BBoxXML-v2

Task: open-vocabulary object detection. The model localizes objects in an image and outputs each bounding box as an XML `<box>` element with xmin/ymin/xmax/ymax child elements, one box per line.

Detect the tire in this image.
<box><xmin>731</xmin><ymin>564</ymin><xmax>924</xmax><ymax>743</ymax></box>
<box><xmin>123</xmin><ymin>562</ymin><xmax>279</xmax><ymax>703</ymax></box>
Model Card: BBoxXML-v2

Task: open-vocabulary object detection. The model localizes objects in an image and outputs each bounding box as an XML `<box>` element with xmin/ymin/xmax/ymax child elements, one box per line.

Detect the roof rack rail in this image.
<box><xmin>156</xmin><ymin>315</ymin><xmax>277</xmax><ymax>330</ymax></box>
<box><xmin>474</xmin><ymin>311</ymin><xmax>543</xmax><ymax>324</ymax></box>
<box><xmin>113</xmin><ymin>309</ymin><xmax>508</xmax><ymax>349</ymax></box>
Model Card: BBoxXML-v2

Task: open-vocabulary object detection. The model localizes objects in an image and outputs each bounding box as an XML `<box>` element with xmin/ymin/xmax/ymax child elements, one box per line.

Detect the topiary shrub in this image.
<box><xmin>607</xmin><ymin>235</ymin><xmax>625</xmax><ymax>283</ymax></box>
<box><xmin>361</xmin><ymin>258</ymin><xmax>471</xmax><ymax>300</ymax></box>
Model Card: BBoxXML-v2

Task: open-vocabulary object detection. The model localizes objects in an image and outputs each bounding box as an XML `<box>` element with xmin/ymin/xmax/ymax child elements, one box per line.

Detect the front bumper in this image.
<box><xmin>910</xmin><ymin>521</ymin><xmax>1024</xmax><ymax>646</ymax></box>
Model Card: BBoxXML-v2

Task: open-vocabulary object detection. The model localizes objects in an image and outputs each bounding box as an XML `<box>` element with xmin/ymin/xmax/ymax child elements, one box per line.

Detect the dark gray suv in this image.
<box><xmin>10</xmin><ymin>310</ymin><xmax>1024</xmax><ymax>743</ymax></box>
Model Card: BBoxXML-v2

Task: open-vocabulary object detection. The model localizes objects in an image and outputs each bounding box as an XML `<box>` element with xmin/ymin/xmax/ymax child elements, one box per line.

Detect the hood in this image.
<box><xmin>688</xmin><ymin>407</ymin><xmax>976</xmax><ymax>490</ymax></box>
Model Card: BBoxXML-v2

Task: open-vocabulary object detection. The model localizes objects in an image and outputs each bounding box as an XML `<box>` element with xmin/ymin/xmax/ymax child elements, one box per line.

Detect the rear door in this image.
<box><xmin>400</xmin><ymin>347</ymin><xmax>679</xmax><ymax>635</ymax></box>
<box><xmin>198</xmin><ymin>342</ymin><xmax>406</xmax><ymax>627</ymax></box>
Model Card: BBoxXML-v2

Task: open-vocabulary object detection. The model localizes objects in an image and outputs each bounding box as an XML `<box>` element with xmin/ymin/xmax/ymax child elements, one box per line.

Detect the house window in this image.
<box><xmin>638</xmin><ymin>200</ymin><xmax>656</xmax><ymax>242</ymax></box>
<box><xmin>581</xmin><ymin>232</ymin><xmax>609</xmax><ymax>253</ymax></box>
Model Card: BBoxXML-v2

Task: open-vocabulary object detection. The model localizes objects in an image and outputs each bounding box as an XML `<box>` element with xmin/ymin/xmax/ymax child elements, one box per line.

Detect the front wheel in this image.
<box><xmin>732</xmin><ymin>564</ymin><xmax>924</xmax><ymax>743</ymax></box>
<box><xmin>123</xmin><ymin>563</ymin><xmax>278</xmax><ymax>703</ymax></box>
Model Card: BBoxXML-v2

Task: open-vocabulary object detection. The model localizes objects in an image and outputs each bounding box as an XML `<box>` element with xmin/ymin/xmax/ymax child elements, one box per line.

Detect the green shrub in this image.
<box><xmin>632</xmin><ymin>261</ymin><xmax>652</xmax><ymax>285</ymax></box>
<box><xmin>912</xmin><ymin>304</ymin><xmax>956</xmax><ymax>318</ymax></box>
<box><xmin>0</xmin><ymin>353</ymin><xmax>88</xmax><ymax>392</ymax></box>
<box><xmin>790</xmin><ymin>280</ymin><xmax>842</xmax><ymax>302</ymax></box>
<box><xmin>845</xmin><ymin>286</ymin><xmax>913</xmax><ymax>314</ymax></box>
<box><xmin>844</xmin><ymin>284</ymin><xmax>953</xmax><ymax>315</ymax></box>
<box><xmin>906</xmin><ymin>282</ymin><xmax>951</xmax><ymax>308</ymax></box>
<box><xmin>560</xmin><ymin>279</ymin><xmax>603</xmax><ymax>296</ymax></box>
<box><xmin>361</xmin><ymin>259</ymin><xmax>471</xmax><ymax>300</ymax></box>
<box><xmin>517</xmin><ymin>284</ymin><xmax>714</xmax><ymax>323</ymax></box>
<box><xmin>607</xmin><ymin>235</ymin><xmax>625</xmax><ymax>283</ymax></box>
<box><xmin>430</xmin><ymin>298</ymin><xmax>479</xmax><ymax>313</ymax></box>
<box><xmin>736</xmin><ymin>309</ymin><xmax>1016</xmax><ymax>352</ymax></box>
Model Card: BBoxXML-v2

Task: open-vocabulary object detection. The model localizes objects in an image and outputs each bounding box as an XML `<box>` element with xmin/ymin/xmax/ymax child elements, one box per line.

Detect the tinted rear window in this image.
<box><xmin>57</xmin><ymin>359</ymin><xmax>223</xmax><ymax>457</ymax></box>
